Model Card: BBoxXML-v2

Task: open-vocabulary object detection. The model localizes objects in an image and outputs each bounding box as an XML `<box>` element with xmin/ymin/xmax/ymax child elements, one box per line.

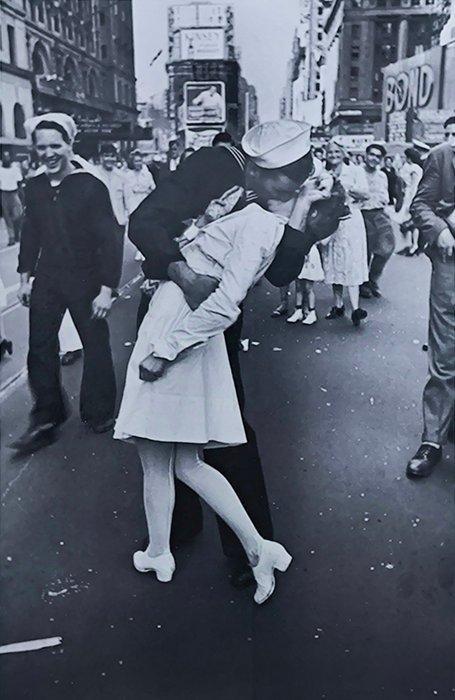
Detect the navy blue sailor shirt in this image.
<box><xmin>18</xmin><ymin>166</ymin><xmax>122</xmax><ymax>291</ymax></box>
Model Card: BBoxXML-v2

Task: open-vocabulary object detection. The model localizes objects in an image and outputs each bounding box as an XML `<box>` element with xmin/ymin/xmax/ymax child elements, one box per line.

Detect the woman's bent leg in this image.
<box><xmin>136</xmin><ymin>439</ymin><xmax>176</xmax><ymax>557</ymax></box>
<box><xmin>174</xmin><ymin>444</ymin><xmax>262</xmax><ymax>565</ymax></box>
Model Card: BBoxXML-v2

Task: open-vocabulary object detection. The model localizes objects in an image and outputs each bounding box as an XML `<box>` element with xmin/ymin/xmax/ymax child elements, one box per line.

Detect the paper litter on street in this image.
<box><xmin>0</xmin><ymin>637</ymin><xmax>62</xmax><ymax>654</ymax></box>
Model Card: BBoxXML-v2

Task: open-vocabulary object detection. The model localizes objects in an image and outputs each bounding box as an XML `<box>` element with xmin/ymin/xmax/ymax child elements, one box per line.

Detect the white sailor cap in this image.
<box><xmin>25</xmin><ymin>112</ymin><xmax>77</xmax><ymax>143</ymax></box>
<box><xmin>242</xmin><ymin>120</ymin><xmax>312</xmax><ymax>169</ymax></box>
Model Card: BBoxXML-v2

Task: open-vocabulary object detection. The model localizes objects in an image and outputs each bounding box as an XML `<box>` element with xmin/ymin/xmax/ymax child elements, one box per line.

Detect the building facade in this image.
<box><xmin>331</xmin><ymin>0</ymin><xmax>448</xmax><ymax>136</ymax></box>
<box><xmin>280</xmin><ymin>0</ymin><xmax>335</xmax><ymax>127</ymax></box>
<box><xmin>0</xmin><ymin>0</ymin><xmax>34</xmax><ymax>156</ymax></box>
<box><xmin>1</xmin><ymin>0</ymin><xmax>137</xmax><ymax>156</ymax></box>
<box><xmin>166</xmin><ymin>2</ymin><xmax>258</xmax><ymax>148</ymax></box>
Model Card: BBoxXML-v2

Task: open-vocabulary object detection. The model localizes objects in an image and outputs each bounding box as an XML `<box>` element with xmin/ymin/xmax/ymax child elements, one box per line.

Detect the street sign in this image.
<box><xmin>184</xmin><ymin>81</ymin><xmax>226</xmax><ymax>125</ymax></box>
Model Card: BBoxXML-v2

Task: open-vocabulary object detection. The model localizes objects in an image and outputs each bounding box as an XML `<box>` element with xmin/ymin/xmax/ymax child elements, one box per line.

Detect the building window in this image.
<box><xmin>99</xmin><ymin>11</ymin><xmax>105</xmax><ymax>26</ymax></box>
<box><xmin>350</xmin><ymin>66</ymin><xmax>359</xmax><ymax>76</ymax></box>
<box><xmin>352</xmin><ymin>24</ymin><xmax>360</xmax><ymax>40</ymax></box>
<box><xmin>14</xmin><ymin>104</ymin><xmax>26</xmax><ymax>138</ymax></box>
<box><xmin>7</xmin><ymin>26</ymin><xmax>16</xmax><ymax>65</ymax></box>
<box><xmin>0</xmin><ymin>103</ymin><xmax>3</xmax><ymax>136</ymax></box>
<box><xmin>349</xmin><ymin>87</ymin><xmax>359</xmax><ymax>98</ymax></box>
<box><xmin>53</xmin><ymin>14</ymin><xmax>60</xmax><ymax>33</ymax></box>
<box><xmin>67</xmin><ymin>22</ymin><xmax>73</xmax><ymax>41</ymax></box>
<box><xmin>32</xmin><ymin>42</ymin><xmax>47</xmax><ymax>74</ymax></box>
<box><xmin>37</xmin><ymin>2</ymin><xmax>44</xmax><ymax>23</ymax></box>
<box><xmin>87</xmin><ymin>70</ymin><xmax>98</xmax><ymax>98</ymax></box>
<box><xmin>63</xmin><ymin>56</ymin><xmax>78</xmax><ymax>90</ymax></box>
<box><xmin>101</xmin><ymin>44</ymin><xmax>108</xmax><ymax>59</ymax></box>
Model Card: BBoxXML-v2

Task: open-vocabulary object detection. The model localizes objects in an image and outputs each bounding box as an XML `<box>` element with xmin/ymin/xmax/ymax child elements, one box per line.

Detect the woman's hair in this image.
<box><xmin>32</xmin><ymin>121</ymin><xmax>71</xmax><ymax>144</ymax></box>
<box><xmin>404</xmin><ymin>147</ymin><xmax>422</xmax><ymax>166</ymax></box>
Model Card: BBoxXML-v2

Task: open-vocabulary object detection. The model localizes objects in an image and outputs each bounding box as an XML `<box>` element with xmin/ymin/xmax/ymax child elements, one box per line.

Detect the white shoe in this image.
<box><xmin>133</xmin><ymin>550</ymin><xmax>175</xmax><ymax>582</ymax></box>
<box><xmin>135</xmin><ymin>251</ymin><xmax>145</xmax><ymax>262</ymax></box>
<box><xmin>252</xmin><ymin>540</ymin><xmax>292</xmax><ymax>604</ymax></box>
<box><xmin>302</xmin><ymin>309</ymin><xmax>317</xmax><ymax>325</ymax></box>
<box><xmin>286</xmin><ymin>309</ymin><xmax>304</xmax><ymax>323</ymax></box>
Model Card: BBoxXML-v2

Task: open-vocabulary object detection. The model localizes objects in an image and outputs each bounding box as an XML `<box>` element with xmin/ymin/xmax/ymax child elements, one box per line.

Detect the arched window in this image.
<box><xmin>63</xmin><ymin>56</ymin><xmax>78</xmax><ymax>90</ymax></box>
<box><xmin>87</xmin><ymin>69</ymin><xmax>98</xmax><ymax>98</ymax></box>
<box><xmin>32</xmin><ymin>41</ymin><xmax>49</xmax><ymax>75</ymax></box>
<box><xmin>14</xmin><ymin>103</ymin><xmax>26</xmax><ymax>138</ymax></box>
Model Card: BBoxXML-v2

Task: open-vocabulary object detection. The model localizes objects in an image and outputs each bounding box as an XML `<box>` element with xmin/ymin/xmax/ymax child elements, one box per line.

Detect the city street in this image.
<box><xmin>1</xmin><ymin>252</ymin><xmax>454</xmax><ymax>700</ymax></box>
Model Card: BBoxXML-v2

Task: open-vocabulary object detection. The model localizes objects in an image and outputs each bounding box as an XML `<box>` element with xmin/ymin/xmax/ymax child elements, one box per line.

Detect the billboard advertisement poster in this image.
<box><xmin>179</xmin><ymin>28</ymin><xmax>225</xmax><ymax>60</ymax></box>
<box><xmin>171</xmin><ymin>4</ymin><xmax>226</xmax><ymax>29</ymax></box>
<box><xmin>184</xmin><ymin>82</ymin><xmax>226</xmax><ymax>125</ymax></box>
<box><xmin>185</xmin><ymin>128</ymin><xmax>222</xmax><ymax>150</ymax></box>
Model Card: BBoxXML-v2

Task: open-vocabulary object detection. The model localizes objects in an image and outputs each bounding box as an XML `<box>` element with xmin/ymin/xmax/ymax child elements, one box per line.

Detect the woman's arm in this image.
<box><xmin>151</xmin><ymin>213</ymin><xmax>284</xmax><ymax>362</ymax></box>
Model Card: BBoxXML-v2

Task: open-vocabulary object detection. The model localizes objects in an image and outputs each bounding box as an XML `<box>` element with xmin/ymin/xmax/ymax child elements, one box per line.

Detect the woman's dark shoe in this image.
<box><xmin>0</xmin><ymin>339</ymin><xmax>13</xmax><ymax>361</ymax></box>
<box><xmin>61</xmin><ymin>349</ymin><xmax>83</xmax><ymax>366</ymax></box>
<box><xmin>406</xmin><ymin>444</ymin><xmax>442</xmax><ymax>478</ymax></box>
<box><xmin>351</xmin><ymin>308</ymin><xmax>368</xmax><ymax>327</ymax></box>
<box><xmin>271</xmin><ymin>302</ymin><xmax>288</xmax><ymax>318</ymax></box>
<box><xmin>325</xmin><ymin>305</ymin><xmax>345</xmax><ymax>320</ymax></box>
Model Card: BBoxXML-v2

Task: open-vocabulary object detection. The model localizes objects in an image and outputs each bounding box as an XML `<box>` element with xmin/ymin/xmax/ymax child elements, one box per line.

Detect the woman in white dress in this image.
<box><xmin>396</xmin><ymin>147</ymin><xmax>423</xmax><ymax>256</ymax></box>
<box><xmin>115</xmin><ymin>121</ymin><xmax>329</xmax><ymax>604</ymax></box>
<box><xmin>319</xmin><ymin>139</ymin><xmax>369</xmax><ymax>327</ymax></box>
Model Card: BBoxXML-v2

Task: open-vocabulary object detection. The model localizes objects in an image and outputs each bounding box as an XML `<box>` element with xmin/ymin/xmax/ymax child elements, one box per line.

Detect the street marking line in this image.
<box><xmin>0</xmin><ymin>273</ymin><xmax>143</xmax><ymax>400</ymax></box>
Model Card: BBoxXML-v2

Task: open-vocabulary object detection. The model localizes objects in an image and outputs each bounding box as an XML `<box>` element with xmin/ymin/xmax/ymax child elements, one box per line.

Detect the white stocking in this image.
<box><xmin>136</xmin><ymin>439</ymin><xmax>176</xmax><ymax>557</ymax></box>
<box><xmin>175</xmin><ymin>443</ymin><xmax>262</xmax><ymax>565</ymax></box>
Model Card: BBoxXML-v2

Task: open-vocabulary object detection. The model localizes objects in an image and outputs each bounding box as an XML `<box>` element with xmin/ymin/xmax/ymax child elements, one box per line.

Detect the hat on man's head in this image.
<box><xmin>242</xmin><ymin>120</ymin><xmax>312</xmax><ymax>169</ymax></box>
<box><xmin>25</xmin><ymin>112</ymin><xmax>77</xmax><ymax>143</ymax></box>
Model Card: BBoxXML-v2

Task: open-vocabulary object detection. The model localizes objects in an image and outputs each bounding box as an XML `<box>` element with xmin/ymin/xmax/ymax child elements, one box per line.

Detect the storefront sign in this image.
<box><xmin>184</xmin><ymin>81</ymin><xmax>226</xmax><ymax>125</ymax></box>
<box><xmin>329</xmin><ymin>134</ymin><xmax>375</xmax><ymax>151</ymax></box>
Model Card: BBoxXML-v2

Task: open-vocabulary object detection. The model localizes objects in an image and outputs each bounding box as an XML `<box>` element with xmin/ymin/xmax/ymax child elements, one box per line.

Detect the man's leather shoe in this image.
<box><xmin>359</xmin><ymin>283</ymin><xmax>373</xmax><ymax>299</ymax></box>
<box><xmin>10</xmin><ymin>423</ymin><xmax>58</xmax><ymax>454</ymax></box>
<box><xmin>230</xmin><ymin>561</ymin><xmax>255</xmax><ymax>590</ymax></box>
<box><xmin>61</xmin><ymin>349</ymin><xmax>83</xmax><ymax>366</ymax></box>
<box><xmin>369</xmin><ymin>281</ymin><xmax>382</xmax><ymax>298</ymax></box>
<box><xmin>89</xmin><ymin>418</ymin><xmax>115</xmax><ymax>434</ymax></box>
<box><xmin>406</xmin><ymin>444</ymin><xmax>442</xmax><ymax>478</ymax></box>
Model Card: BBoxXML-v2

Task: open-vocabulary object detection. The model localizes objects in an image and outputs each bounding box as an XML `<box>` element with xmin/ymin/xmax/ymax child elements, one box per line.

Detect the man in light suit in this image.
<box><xmin>407</xmin><ymin>116</ymin><xmax>455</xmax><ymax>478</ymax></box>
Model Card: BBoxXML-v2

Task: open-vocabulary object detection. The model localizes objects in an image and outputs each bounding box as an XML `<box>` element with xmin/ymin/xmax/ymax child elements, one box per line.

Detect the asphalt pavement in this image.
<box><xmin>0</xmin><ymin>252</ymin><xmax>454</xmax><ymax>700</ymax></box>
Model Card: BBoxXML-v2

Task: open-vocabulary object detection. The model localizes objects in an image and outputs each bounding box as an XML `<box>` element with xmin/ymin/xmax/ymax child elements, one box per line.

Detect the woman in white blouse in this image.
<box><xmin>114</xmin><ymin>121</ymin><xmax>328</xmax><ymax>604</ymax></box>
<box><xmin>319</xmin><ymin>140</ymin><xmax>370</xmax><ymax>327</ymax></box>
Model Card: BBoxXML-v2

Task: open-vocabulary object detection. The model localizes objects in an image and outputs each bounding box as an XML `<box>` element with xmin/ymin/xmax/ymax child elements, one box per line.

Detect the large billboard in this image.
<box><xmin>170</xmin><ymin>4</ymin><xmax>227</xmax><ymax>29</ymax></box>
<box><xmin>179</xmin><ymin>28</ymin><xmax>225</xmax><ymax>60</ymax></box>
<box><xmin>382</xmin><ymin>45</ymin><xmax>455</xmax><ymax>144</ymax></box>
<box><xmin>184</xmin><ymin>81</ymin><xmax>226</xmax><ymax>125</ymax></box>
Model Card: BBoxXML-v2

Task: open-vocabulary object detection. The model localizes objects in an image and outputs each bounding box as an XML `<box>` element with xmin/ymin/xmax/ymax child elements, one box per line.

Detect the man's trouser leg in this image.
<box><xmin>68</xmin><ymin>284</ymin><xmax>117</xmax><ymax>425</ymax></box>
<box><xmin>422</xmin><ymin>254</ymin><xmax>455</xmax><ymax>446</ymax></box>
<box><xmin>362</xmin><ymin>209</ymin><xmax>395</xmax><ymax>284</ymax></box>
<box><xmin>137</xmin><ymin>291</ymin><xmax>204</xmax><ymax>542</ymax></box>
<box><xmin>206</xmin><ymin>315</ymin><xmax>274</xmax><ymax>560</ymax></box>
<box><xmin>28</xmin><ymin>277</ymin><xmax>67</xmax><ymax>426</ymax></box>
